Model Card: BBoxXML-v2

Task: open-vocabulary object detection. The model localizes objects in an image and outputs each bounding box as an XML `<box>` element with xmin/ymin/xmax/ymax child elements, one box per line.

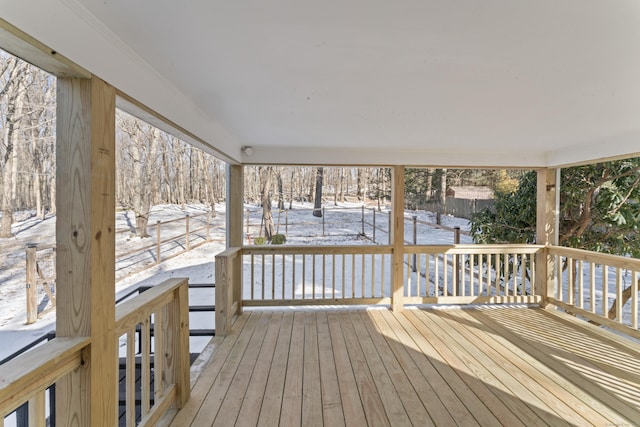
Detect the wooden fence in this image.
<box><xmin>245</xmin><ymin>206</ymin><xmax>469</xmax><ymax>245</ymax></box>
<box><xmin>25</xmin><ymin>211</ymin><xmax>218</xmax><ymax>324</ymax></box>
<box><xmin>406</xmin><ymin>196</ymin><xmax>495</xmax><ymax>219</ymax></box>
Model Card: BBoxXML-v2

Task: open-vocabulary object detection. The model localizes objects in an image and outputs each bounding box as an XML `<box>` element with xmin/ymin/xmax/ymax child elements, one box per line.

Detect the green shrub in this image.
<box><xmin>253</xmin><ymin>236</ymin><xmax>267</xmax><ymax>245</ymax></box>
<box><xmin>271</xmin><ymin>234</ymin><xmax>286</xmax><ymax>245</ymax></box>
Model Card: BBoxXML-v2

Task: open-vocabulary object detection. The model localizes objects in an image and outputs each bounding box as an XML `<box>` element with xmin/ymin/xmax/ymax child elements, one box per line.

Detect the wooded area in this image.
<box><xmin>1</xmin><ymin>49</ymin><xmax>527</xmax><ymax>241</ymax></box>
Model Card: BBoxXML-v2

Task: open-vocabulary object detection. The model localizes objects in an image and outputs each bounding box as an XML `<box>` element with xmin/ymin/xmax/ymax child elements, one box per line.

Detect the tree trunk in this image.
<box><xmin>35</xmin><ymin>171</ymin><xmax>44</xmax><ymax>219</ymax></box>
<box><xmin>289</xmin><ymin>169</ymin><xmax>294</xmax><ymax>209</ymax></box>
<box><xmin>339</xmin><ymin>168</ymin><xmax>345</xmax><ymax>203</ymax></box>
<box><xmin>426</xmin><ymin>168</ymin><xmax>434</xmax><ymax>200</ymax></box>
<box><xmin>261</xmin><ymin>167</ymin><xmax>275</xmax><ymax>240</ymax></box>
<box><xmin>313</xmin><ymin>167</ymin><xmax>323</xmax><ymax>217</ymax></box>
<box><xmin>277</xmin><ymin>171</ymin><xmax>285</xmax><ymax>210</ymax></box>
<box><xmin>0</xmin><ymin>87</ymin><xmax>21</xmax><ymax>238</ymax></box>
<box><xmin>49</xmin><ymin>173</ymin><xmax>56</xmax><ymax>216</ymax></box>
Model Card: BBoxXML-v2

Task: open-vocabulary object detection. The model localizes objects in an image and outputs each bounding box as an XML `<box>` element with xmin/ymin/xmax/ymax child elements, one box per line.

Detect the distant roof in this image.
<box><xmin>446</xmin><ymin>186</ymin><xmax>494</xmax><ymax>200</ymax></box>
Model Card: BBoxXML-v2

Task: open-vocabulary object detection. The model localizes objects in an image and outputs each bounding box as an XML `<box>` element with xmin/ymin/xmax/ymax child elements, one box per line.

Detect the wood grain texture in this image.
<box><xmin>391</xmin><ymin>166</ymin><xmax>405</xmax><ymax>311</ymax></box>
<box><xmin>166</xmin><ymin>307</ymin><xmax>640</xmax><ymax>426</ymax></box>
<box><xmin>0</xmin><ymin>337</ymin><xmax>89</xmax><ymax>416</ymax></box>
<box><xmin>0</xmin><ymin>19</ymin><xmax>90</xmax><ymax>78</ymax></box>
<box><xmin>56</xmin><ymin>76</ymin><xmax>117</xmax><ymax>426</ymax></box>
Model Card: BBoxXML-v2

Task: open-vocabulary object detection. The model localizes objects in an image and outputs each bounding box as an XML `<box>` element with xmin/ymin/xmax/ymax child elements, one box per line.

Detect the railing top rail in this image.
<box><xmin>115</xmin><ymin>277</ymin><xmax>188</xmax><ymax>333</ymax></box>
<box><xmin>30</xmin><ymin>243</ymin><xmax>56</xmax><ymax>252</ymax></box>
<box><xmin>217</xmin><ymin>247</ymin><xmax>243</xmax><ymax>258</ymax></box>
<box><xmin>242</xmin><ymin>245</ymin><xmax>393</xmax><ymax>255</ymax></box>
<box><xmin>404</xmin><ymin>244</ymin><xmax>544</xmax><ymax>254</ymax></box>
<box><xmin>0</xmin><ymin>337</ymin><xmax>90</xmax><ymax>415</ymax></box>
<box><xmin>548</xmin><ymin>245</ymin><xmax>640</xmax><ymax>270</ymax></box>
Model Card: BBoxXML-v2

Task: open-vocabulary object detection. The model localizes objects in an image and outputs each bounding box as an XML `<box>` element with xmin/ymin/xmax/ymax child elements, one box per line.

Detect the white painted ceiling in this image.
<box><xmin>3</xmin><ymin>0</ymin><xmax>640</xmax><ymax>167</ymax></box>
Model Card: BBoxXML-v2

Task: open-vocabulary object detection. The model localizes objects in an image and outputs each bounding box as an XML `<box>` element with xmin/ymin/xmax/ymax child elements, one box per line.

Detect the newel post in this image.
<box><xmin>535</xmin><ymin>168</ymin><xmax>559</xmax><ymax>307</ymax></box>
<box><xmin>56</xmin><ymin>76</ymin><xmax>117</xmax><ymax>426</ymax></box>
<box><xmin>226</xmin><ymin>164</ymin><xmax>244</xmax><ymax>318</ymax></box>
<box><xmin>391</xmin><ymin>165</ymin><xmax>405</xmax><ymax>311</ymax></box>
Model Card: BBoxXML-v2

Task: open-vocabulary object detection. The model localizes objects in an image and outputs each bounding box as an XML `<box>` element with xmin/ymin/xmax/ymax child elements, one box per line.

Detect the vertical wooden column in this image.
<box><xmin>56</xmin><ymin>76</ymin><xmax>117</xmax><ymax>426</ymax></box>
<box><xmin>535</xmin><ymin>168</ymin><xmax>559</xmax><ymax>307</ymax></box>
<box><xmin>391</xmin><ymin>165</ymin><xmax>405</xmax><ymax>311</ymax></box>
<box><xmin>226</xmin><ymin>164</ymin><xmax>244</xmax><ymax>315</ymax></box>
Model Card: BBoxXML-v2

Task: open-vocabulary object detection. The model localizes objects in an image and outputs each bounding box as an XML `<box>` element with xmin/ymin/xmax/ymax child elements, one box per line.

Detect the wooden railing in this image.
<box><xmin>0</xmin><ymin>337</ymin><xmax>90</xmax><ymax>426</ymax></box>
<box><xmin>215</xmin><ymin>244</ymin><xmax>640</xmax><ymax>342</ymax></box>
<box><xmin>115</xmin><ymin>277</ymin><xmax>190</xmax><ymax>427</ymax></box>
<box><xmin>403</xmin><ymin>245</ymin><xmax>543</xmax><ymax>304</ymax></box>
<box><xmin>242</xmin><ymin>245</ymin><xmax>394</xmax><ymax>306</ymax></box>
<box><xmin>548</xmin><ymin>246</ymin><xmax>640</xmax><ymax>340</ymax></box>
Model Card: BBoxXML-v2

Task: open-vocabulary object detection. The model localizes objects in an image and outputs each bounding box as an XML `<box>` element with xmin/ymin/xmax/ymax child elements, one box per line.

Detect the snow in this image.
<box><xmin>2</xmin><ymin>202</ymin><xmax>638</xmax><ymax>364</ymax></box>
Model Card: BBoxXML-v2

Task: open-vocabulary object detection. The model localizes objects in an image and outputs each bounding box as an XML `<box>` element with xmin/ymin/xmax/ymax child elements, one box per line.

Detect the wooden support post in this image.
<box><xmin>454</xmin><ymin>226</ymin><xmax>461</xmax><ymax>295</ymax></box>
<box><xmin>56</xmin><ymin>76</ymin><xmax>117</xmax><ymax>426</ymax></box>
<box><xmin>26</xmin><ymin>244</ymin><xmax>38</xmax><ymax>324</ymax></box>
<box><xmin>227</xmin><ymin>164</ymin><xmax>243</xmax><ymax>316</ymax></box>
<box><xmin>535</xmin><ymin>168</ymin><xmax>559</xmax><ymax>307</ymax></box>
<box><xmin>215</xmin><ymin>250</ymin><xmax>235</xmax><ymax>336</ymax></box>
<box><xmin>388</xmin><ymin>211</ymin><xmax>392</xmax><ymax>245</ymax></box>
<box><xmin>392</xmin><ymin>165</ymin><xmax>405</xmax><ymax>311</ymax></box>
<box><xmin>372</xmin><ymin>208</ymin><xmax>376</xmax><ymax>243</ymax></box>
<box><xmin>412</xmin><ymin>216</ymin><xmax>417</xmax><ymax>273</ymax></box>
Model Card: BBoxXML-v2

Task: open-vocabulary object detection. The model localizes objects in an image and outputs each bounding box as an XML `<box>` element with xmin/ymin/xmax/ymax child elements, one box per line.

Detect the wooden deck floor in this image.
<box><xmin>167</xmin><ymin>306</ymin><xmax>640</xmax><ymax>426</ymax></box>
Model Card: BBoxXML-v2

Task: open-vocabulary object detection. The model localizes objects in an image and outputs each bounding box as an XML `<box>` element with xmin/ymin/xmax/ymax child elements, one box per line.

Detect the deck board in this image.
<box><xmin>168</xmin><ymin>306</ymin><xmax>640</xmax><ymax>426</ymax></box>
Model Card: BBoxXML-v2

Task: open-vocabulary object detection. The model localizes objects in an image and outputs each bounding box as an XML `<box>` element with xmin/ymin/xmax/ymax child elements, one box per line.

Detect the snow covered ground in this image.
<box><xmin>0</xmin><ymin>202</ymin><xmax>471</xmax><ymax>360</ymax></box>
<box><xmin>2</xmin><ymin>201</ymin><xmax>637</xmax><ymax>363</ymax></box>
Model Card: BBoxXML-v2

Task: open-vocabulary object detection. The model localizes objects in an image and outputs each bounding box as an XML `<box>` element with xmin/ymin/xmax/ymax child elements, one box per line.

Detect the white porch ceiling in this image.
<box><xmin>2</xmin><ymin>0</ymin><xmax>640</xmax><ymax>167</ymax></box>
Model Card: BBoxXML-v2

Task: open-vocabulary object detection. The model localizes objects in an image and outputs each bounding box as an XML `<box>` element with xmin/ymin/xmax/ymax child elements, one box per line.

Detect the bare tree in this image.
<box><xmin>0</xmin><ymin>57</ymin><xmax>27</xmax><ymax>238</ymax></box>
<box><xmin>260</xmin><ymin>167</ymin><xmax>276</xmax><ymax>240</ymax></box>
<box><xmin>313</xmin><ymin>167</ymin><xmax>323</xmax><ymax>217</ymax></box>
<box><xmin>116</xmin><ymin>112</ymin><xmax>161</xmax><ymax>237</ymax></box>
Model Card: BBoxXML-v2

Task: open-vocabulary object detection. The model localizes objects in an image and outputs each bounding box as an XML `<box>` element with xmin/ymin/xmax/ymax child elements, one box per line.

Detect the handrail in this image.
<box><xmin>547</xmin><ymin>245</ymin><xmax>640</xmax><ymax>340</ymax></box>
<box><xmin>115</xmin><ymin>277</ymin><xmax>190</xmax><ymax>426</ymax></box>
<box><xmin>115</xmin><ymin>277</ymin><xmax>187</xmax><ymax>330</ymax></box>
<box><xmin>241</xmin><ymin>245</ymin><xmax>394</xmax><ymax>308</ymax></box>
<box><xmin>405</xmin><ymin>244</ymin><xmax>543</xmax><ymax>254</ymax></box>
<box><xmin>0</xmin><ymin>337</ymin><xmax>90</xmax><ymax>417</ymax></box>
<box><xmin>243</xmin><ymin>244</ymin><xmax>392</xmax><ymax>255</ymax></box>
<box><xmin>403</xmin><ymin>244</ymin><xmax>544</xmax><ymax>305</ymax></box>
<box><xmin>548</xmin><ymin>246</ymin><xmax>640</xmax><ymax>271</ymax></box>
